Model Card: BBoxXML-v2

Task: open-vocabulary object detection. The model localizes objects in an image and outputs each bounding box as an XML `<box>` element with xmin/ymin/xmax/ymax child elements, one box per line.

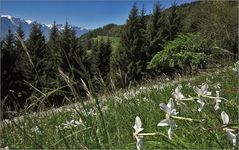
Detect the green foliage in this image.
<box><xmin>111</xmin><ymin>3</ymin><xmax>148</xmax><ymax>86</ymax></box>
<box><xmin>98</xmin><ymin>38</ymin><xmax>112</xmax><ymax>81</ymax></box>
<box><xmin>146</xmin><ymin>2</ymin><xmax>167</xmax><ymax>62</ymax></box>
<box><xmin>148</xmin><ymin>33</ymin><xmax>208</xmax><ymax>74</ymax></box>
<box><xmin>1</xmin><ymin>29</ymin><xmax>30</xmax><ymax>116</ymax></box>
<box><xmin>80</xmin><ymin>24</ymin><xmax>122</xmax><ymax>40</ymax></box>
<box><xmin>27</xmin><ymin>22</ymin><xmax>46</xmax><ymax>73</ymax></box>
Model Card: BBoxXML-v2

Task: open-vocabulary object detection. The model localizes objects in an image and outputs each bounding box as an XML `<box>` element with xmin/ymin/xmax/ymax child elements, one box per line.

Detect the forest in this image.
<box><xmin>1</xmin><ymin>1</ymin><xmax>238</xmax><ymax>119</ymax></box>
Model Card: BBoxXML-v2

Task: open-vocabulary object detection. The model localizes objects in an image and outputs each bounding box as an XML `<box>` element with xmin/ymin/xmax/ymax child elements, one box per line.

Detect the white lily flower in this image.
<box><xmin>194</xmin><ymin>83</ymin><xmax>210</xmax><ymax>112</ymax></box>
<box><xmin>197</xmin><ymin>98</ymin><xmax>205</xmax><ymax>112</ymax></box>
<box><xmin>214</xmin><ymin>91</ymin><xmax>222</xmax><ymax>110</ymax></box>
<box><xmin>172</xmin><ymin>86</ymin><xmax>186</xmax><ymax>107</ymax></box>
<box><xmin>133</xmin><ymin>116</ymin><xmax>144</xmax><ymax>150</ymax></box>
<box><xmin>221</xmin><ymin>111</ymin><xmax>237</xmax><ymax>146</ymax></box>
<box><xmin>159</xmin><ymin>98</ymin><xmax>178</xmax><ymax>116</ymax></box>
<box><xmin>193</xmin><ymin>83</ymin><xmax>209</xmax><ymax>96</ymax></box>
<box><xmin>157</xmin><ymin>118</ymin><xmax>176</xmax><ymax>140</ymax></box>
<box><xmin>221</xmin><ymin>111</ymin><xmax>229</xmax><ymax>125</ymax></box>
<box><xmin>158</xmin><ymin>99</ymin><xmax>178</xmax><ymax>139</ymax></box>
<box><xmin>31</xmin><ymin>126</ymin><xmax>41</xmax><ymax>133</ymax></box>
<box><xmin>62</xmin><ymin>119</ymin><xmax>84</xmax><ymax>129</ymax></box>
<box><xmin>225</xmin><ymin>128</ymin><xmax>237</xmax><ymax>146</ymax></box>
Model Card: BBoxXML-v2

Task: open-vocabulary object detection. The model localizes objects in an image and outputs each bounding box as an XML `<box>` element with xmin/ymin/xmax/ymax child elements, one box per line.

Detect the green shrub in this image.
<box><xmin>148</xmin><ymin>33</ymin><xmax>209</xmax><ymax>74</ymax></box>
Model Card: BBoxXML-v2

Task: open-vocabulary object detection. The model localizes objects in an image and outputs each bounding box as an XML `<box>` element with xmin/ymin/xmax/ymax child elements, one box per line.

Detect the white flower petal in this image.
<box><xmin>167</xmin><ymin>98</ymin><xmax>175</xmax><ymax>109</ymax></box>
<box><xmin>197</xmin><ymin>98</ymin><xmax>205</xmax><ymax>112</ymax></box>
<box><xmin>201</xmin><ymin>83</ymin><xmax>208</xmax><ymax>95</ymax></box>
<box><xmin>226</xmin><ymin>129</ymin><xmax>236</xmax><ymax>146</ymax></box>
<box><xmin>214</xmin><ymin>102</ymin><xmax>220</xmax><ymax>110</ymax></box>
<box><xmin>221</xmin><ymin>111</ymin><xmax>229</xmax><ymax>125</ymax></box>
<box><xmin>134</xmin><ymin>116</ymin><xmax>144</xmax><ymax>133</ymax></box>
<box><xmin>158</xmin><ymin>119</ymin><xmax>170</xmax><ymax>126</ymax></box>
<box><xmin>136</xmin><ymin>135</ymin><xmax>143</xmax><ymax>150</ymax></box>
<box><xmin>206</xmin><ymin>91</ymin><xmax>212</xmax><ymax>96</ymax></box>
<box><xmin>168</xmin><ymin>127</ymin><xmax>172</xmax><ymax>140</ymax></box>
<box><xmin>193</xmin><ymin>86</ymin><xmax>201</xmax><ymax>95</ymax></box>
<box><xmin>160</xmin><ymin>103</ymin><xmax>171</xmax><ymax>115</ymax></box>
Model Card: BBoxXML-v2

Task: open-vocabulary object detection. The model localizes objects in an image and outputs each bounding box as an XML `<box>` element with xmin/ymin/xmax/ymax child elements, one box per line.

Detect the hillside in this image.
<box><xmin>92</xmin><ymin>35</ymin><xmax>120</xmax><ymax>52</ymax></box>
<box><xmin>1</xmin><ymin>66</ymin><xmax>238</xmax><ymax>149</ymax></box>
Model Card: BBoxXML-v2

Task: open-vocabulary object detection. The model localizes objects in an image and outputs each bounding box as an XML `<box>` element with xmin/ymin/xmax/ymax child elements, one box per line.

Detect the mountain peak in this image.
<box><xmin>1</xmin><ymin>15</ymin><xmax>90</xmax><ymax>39</ymax></box>
<box><xmin>25</xmin><ymin>20</ymin><xmax>33</xmax><ymax>24</ymax></box>
<box><xmin>1</xmin><ymin>15</ymin><xmax>13</xmax><ymax>20</ymax></box>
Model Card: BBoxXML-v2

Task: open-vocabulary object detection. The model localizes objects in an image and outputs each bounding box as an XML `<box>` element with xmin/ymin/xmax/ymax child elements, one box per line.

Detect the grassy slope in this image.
<box><xmin>92</xmin><ymin>35</ymin><xmax>120</xmax><ymax>52</ymax></box>
<box><xmin>1</xmin><ymin>66</ymin><xmax>238</xmax><ymax>149</ymax></box>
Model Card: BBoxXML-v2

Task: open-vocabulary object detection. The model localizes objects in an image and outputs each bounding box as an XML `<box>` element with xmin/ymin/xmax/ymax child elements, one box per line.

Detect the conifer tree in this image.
<box><xmin>1</xmin><ymin>29</ymin><xmax>29</xmax><ymax>113</ymax></box>
<box><xmin>1</xmin><ymin>29</ymin><xmax>16</xmax><ymax>104</ymax></box>
<box><xmin>146</xmin><ymin>2</ymin><xmax>166</xmax><ymax>60</ymax></box>
<box><xmin>46</xmin><ymin>21</ymin><xmax>61</xmax><ymax>78</ymax></box>
<box><xmin>167</xmin><ymin>2</ymin><xmax>181</xmax><ymax>41</ymax></box>
<box><xmin>114</xmin><ymin>3</ymin><xmax>148</xmax><ymax>84</ymax></box>
<box><xmin>98</xmin><ymin>38</ymin><xmax>112</xmax><ymax>80</ymax></box>
<box><xmin>60</xmin><ymin>22</ymin><xmax>76</xmax><ymax>73</ymax></box>
<box><xmin>27</xmin><ymin>22</ymin><xmax>47</xmax><ymax>77</ymax></box>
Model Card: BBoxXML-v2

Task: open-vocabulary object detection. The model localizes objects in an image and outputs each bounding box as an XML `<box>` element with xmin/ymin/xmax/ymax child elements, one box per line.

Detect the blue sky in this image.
<box><xmin>1</xmin><ymin>0</ymin><xmax>194</xmax><ymax>29</ymax></box>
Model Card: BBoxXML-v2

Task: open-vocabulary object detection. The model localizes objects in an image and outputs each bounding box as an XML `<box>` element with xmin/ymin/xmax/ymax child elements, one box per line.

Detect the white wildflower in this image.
<box><xmin>158</xmin><ymin>98</ymin><xmax>178</xmax><ymax>139</ymax></box>
<box><xmin>31</xmin><ymin>126</ymin><xmax>41</xmax><ymax>133</ymax></box>
<box><xmin>221</xmin><ymin>111</ymin><xmax>237</xmax><ymax>146</ymax></box>
<box><xmin>232</xmin><ymin>61</ymin><xmax>239</xmax><ymax>72</ymax></box>
<box><xmin>133</xmin><ymin>116</ymin><xmax>144</xmax><ymax>150</ymax></box>
<box><xmin>1</xmin><ymin>146</ymin><xmax>9</xmax><ymax>150</ymax></box>
<box><xmin>194</xmin><ymin>83</ymin><xmax>210</xmax><ymax>112</ymax></box>
<box><xmin>172</xmin><ymin>86</ymin><xmax>186</xmax><ymax>107</ymax></box>
<box><xmin>197</xmin><ymin>98</ymin><xmax>205</xmax><ymax>112</ymax></box>
<box><xmin>62</xmin><ymin>119</ymin><xmax>84</xmax><ymax>129</ymax></box>
<box><xmin>214</xmin><ymin>91</ymin><xmax>221</xmax><ymax>110</ymax></box>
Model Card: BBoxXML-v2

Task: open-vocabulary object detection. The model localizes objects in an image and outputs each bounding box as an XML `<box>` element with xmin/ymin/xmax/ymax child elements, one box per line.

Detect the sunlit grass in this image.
<box><xmin>1</xmin><ymin>66</ymin><xmax>238</xmax><ymax>149</ymax></box>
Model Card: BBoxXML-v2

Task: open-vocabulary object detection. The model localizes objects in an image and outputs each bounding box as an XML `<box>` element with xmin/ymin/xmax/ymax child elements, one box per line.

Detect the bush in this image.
<box><xmin>148</xmin><ymin>33</ymin><xmax>209</xmax><ymax>74</ymax></box>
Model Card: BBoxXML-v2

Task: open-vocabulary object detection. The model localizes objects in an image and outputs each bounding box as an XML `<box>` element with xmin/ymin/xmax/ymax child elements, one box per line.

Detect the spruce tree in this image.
<box><xmin>60</xmin><ymin>22</ymin><xmax>75</xmax><ymax>73</ymax></box>
<box><xmin>46</xmin><ymin>21</ymin><xmax>61</xmax><ymax>78</ymax></box>
<box><xmin>27</xmin><ymin>22</ymin><xmax>47</xmax><ymax>77</ymax></box>
<box><xmin>167</xmin><ymin>2</ymin><xmax>181</xmax><ymax>41</ymax></box>
<box><xmin>1</xmin><ymin>29</ymin><xmax>29</xmax><ymax>113</ymax></box>
<box><xmin>114</xmin><ymin>3</ymin><xmax>147</xmax><ymax>84</ymax></box>
<box><xmin>146</xmin><ymin>2</ymin><xmax>166</xmax><ymax>61</ymax></box>
<box><xmin>98</xmin><ymin>38</ymin><xmax>112</xmax><ymax>81</ymax></box>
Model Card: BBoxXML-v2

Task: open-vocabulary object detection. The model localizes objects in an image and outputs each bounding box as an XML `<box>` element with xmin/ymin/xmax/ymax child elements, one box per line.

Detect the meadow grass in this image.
<box><xmin>1</xmin><ymin>66</ymin><xmax>238</xmax><ymax>149</ymax></box>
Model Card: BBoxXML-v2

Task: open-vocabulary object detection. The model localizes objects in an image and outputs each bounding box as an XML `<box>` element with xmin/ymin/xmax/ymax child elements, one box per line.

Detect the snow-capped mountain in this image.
<box><xmin>1</xmin><ymin>15</ymin><xmax>90</xmax><ymax>39</ymax></box>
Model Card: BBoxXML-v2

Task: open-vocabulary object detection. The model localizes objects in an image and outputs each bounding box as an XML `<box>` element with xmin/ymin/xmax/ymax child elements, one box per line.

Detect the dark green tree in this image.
<box><xmin>146</xmin><ymin>2</ymin><xmax>166</xmax><ymax>61</ymax></box>
<box><xmin>166</xmin><ymin>2</ymin><xmax>182</xmax><ymax>41</ymax></box>
<box><xmin>112</xmin><ymin>3</ymin><xmax>148</xmax><ymax>85</ymax></box>
<box><xmin>60</xmin><ymin>22</ymin><xmax>78</xmax><ymax>74</ymax></box>
<box><xmin>27</xmin><ymin>22</ymin><xmax>47</xmax><ymax>78</ymax></box>
<box><xmin>46</xmin><ymin>21</ymin><xmax>62</xmax><ymax>78</ymax></box>
<box><xmin>1</xmin><ymin>29</ymin><xmax>29</xmax><ymax>115</ymax></box>
<box><xmin>98</xmin><ymin>38</ymin><xmax>112</xmax><ymax>81</ymax></box>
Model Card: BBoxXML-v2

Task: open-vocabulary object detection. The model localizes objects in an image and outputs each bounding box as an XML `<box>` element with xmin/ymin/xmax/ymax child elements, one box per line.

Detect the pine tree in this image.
<box><xmin>146</xmin><ymin>2</ymin><xmax>166</xmax><ymax>61</ymax></box>
<box><xmin>98</xmin><ymin>38</ymin><xmax>112</xmax><ymax>81</ymax></box>
<box><xmin>27</xmin><ymin>22</ymin><xmax>47</xmax><ymax>77</ymax></box>
<box><xmin>115</xmin><ymin>3</ymin><xmax>147</xmax><ymax>83</ymax></box>
<box><xmin>1</xmin><ymin>29</ymin><xmax>29</xmax><ymax>113</ymax></box>
<box><xmin>1</xmin><ymin>29</ymin><xmax>16</xmax><ymax>103</ymax></box>
<box><xmin>46</xmin><ymin>21</ymin><xmax>61</xmax><ymax>78</ymax></box>
<box><xmin>167</xmin><ymin>2</ymin><xmax>181</xmax><ymax>41</ymax></box>
<box><xmin>15</xmin><ymin>24</ymin><xmax>32</xmax><ymax>100</ymax></box>
<box><xmin>60</xmin><ymin>22</ymin><xmax>75</xmax><ymax>73</ymax></box>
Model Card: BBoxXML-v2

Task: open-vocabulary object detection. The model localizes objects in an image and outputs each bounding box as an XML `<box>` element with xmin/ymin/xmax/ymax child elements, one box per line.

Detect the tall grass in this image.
<box><xmin>1</xmin><ymin>66</ymin><xmax>238</xmax><ymax>149</ymax></box>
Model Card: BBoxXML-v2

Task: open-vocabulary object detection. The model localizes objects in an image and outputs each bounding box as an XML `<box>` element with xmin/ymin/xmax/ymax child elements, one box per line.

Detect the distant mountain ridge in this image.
<box><xmin>1</xmin><ymin>15</ymin><xmax>90</xmax><ymax>39</ymax></box>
